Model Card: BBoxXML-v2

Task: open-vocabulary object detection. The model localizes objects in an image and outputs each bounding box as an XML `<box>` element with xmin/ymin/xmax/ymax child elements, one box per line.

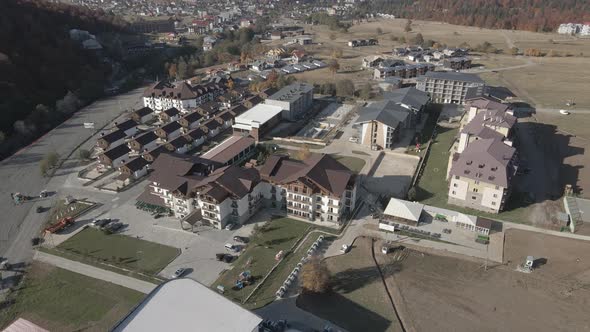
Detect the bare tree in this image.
<box><xmin>300</xmin><ymin>257</ymin><xmax>331</xmax><ymax>293</ymax></box>
<box><xmin>328</xmin><ymin>59</ymin><xmax>340</xmax><ymax>80</ymax></box>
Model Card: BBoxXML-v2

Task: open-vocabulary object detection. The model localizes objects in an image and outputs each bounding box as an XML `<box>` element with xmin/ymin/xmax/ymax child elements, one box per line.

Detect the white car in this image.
<box><xmin>225</xmin><ymin>223</ymin><xmax>235</xmax><ymax>231</ymax></box>
<box><xmin>340</xmin><ymin>244</ymin><xmax>350</xmax><ymax>253</ymax></box>
<box><xmin>348</xmin><ymin>137</ymin><xmax>359</xmax><ymax>143</ymax></box>
<box><xmin>559</xmin><ymin>109</ymin><xmax>570</xmax><ymax>115</ymax></box>
<box><xmin>171</xmin><ymin>268</ymin><xmax>186</xmax><ymax>279</ymax></box>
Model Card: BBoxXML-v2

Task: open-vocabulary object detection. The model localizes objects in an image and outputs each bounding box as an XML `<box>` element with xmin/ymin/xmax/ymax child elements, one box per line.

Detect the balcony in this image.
<box><xmin>201</xmin><ymin>204</ymin><xmax>218</xmax><ymax>213</ymax></box>
<box><xmin>289</xmin><ymin>196</ymin><xmax>311</xmax><ymax>204</ymax></box>
<box><xmin>231</xmin><ymin>201</ymin><xmax>238</xmax><ymax>208</ymax></box>
<box><xmin>288</xmin><ymin>204</ymin><xmax>312</xmax><ymax>213</ymax></box>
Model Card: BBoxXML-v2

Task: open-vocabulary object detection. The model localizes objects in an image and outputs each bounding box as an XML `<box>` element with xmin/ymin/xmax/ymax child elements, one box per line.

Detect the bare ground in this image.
<box><xmin>381</xmin><ymin>229</ymin><xmax>590</xmax><ymax>332</ymax></box>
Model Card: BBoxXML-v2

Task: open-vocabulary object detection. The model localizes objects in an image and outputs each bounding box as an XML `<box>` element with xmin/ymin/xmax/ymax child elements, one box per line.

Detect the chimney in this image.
<box><xmin>101</xmin><ymin>132</ymin><xmax>105</xmax><ymax>137</ymax></box>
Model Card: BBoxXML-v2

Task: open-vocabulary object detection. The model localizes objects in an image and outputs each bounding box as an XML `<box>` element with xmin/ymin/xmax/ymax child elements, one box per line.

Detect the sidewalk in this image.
<box><xmin>34</xmin><ymin>250</ymin><xmax>157</xmax><ymax>294</ymax></box>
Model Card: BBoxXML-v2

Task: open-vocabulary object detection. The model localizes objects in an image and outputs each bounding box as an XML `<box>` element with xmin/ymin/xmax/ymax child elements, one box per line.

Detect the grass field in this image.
<box><xmin>297</xmin><ymin>237</ymin><xmax>403</xmax><ymax>332</ymax></box>
<box><xmin>332</xmin><ymin>154</ymin><xmax>366</xmax><ymax>173</ymax></box>
<box><xmin>214</xmin><ymin>217</ymin><xmax>310</xmax><ymax>304</ymax></box>
<box><xmin>0</xmin><ymin>263</ymin><xmax>143</xmax><ymax>331</ymax></box>
<box><xmin>49</xmin><ymin>227</ymin><xmax>179</xmax><ymax>276</ymax></box>
<box><xmin>415</xmin><ymin>126</ymin><xmax>529</xmax><ymax>223</ymax></box>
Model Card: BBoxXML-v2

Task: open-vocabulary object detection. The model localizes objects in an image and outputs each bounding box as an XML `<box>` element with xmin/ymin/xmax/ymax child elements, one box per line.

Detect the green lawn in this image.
<box><xmin>0</xmin><ymin>263</ymin><xmax>144</xmax><ymax>331</ymax></box>
<box><xmin>214</xmin><ymin>217</ymin><xmax>310</xmax><ymax>304</ymax></box>
<box><xmin>245</xmin><ymin>233</ymin><xmax>336</xmax><ymax>309</ymax></box>
<box><xmin>415</xmin><ymin>126</ymin><xmax>529</xmax><ymax>224</ymax></box>
<box><xmin>50</xmin><ymin>227</ymin><xmax>179</xmax><ymax>276</ymax></box>
<box><xmin>332</xmin><ymin>155</ymin><xmax>366</xmax><ymax>173</ymax></box>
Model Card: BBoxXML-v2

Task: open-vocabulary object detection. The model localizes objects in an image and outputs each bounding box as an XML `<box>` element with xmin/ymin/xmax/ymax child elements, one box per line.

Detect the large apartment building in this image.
<box><xmin>139</xmin><ymin>153</ymin><xmax>357</xmax><ymax>229</ymax></box>
<box><xmin>416</xmin><ymin>71</ymin><xmax>485</xmax><ymax>104</ymax></box>
<box><xmin>264</xmin><ymin>83</ymin><xmax>313</xmax><ymax>121</ymax></box>
<box><xmin>142</xmin><ymin>80</ymin><xmax>227</xmax><ymax>112</ymax></box>
<box><xmin>447</xmin><ymin>138</ymin><xmax>517</xmax><ymax>213</ymax></box>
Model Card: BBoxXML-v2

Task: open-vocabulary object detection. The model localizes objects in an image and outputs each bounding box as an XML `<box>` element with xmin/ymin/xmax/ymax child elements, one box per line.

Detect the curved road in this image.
<box><xmin>0</xmin><ymin>88</ymin><xmax>144</xmax><ymax>266</ymax></box>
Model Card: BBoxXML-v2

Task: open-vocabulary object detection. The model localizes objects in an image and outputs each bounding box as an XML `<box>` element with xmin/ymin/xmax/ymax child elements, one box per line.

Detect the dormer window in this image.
<box><xmin>478</xmin><ymin>164</ymin><xmax>485</xmax><ymax>168</ymax></box>
<box><xmin>466</xmin><ymin>161</ymin><xmax>473</xmax><ymax>165</ymax></box>
<box><xmin>491</xmin><ymin>167</ymin><xmax>498</xmax><ymax>171</ymax></box>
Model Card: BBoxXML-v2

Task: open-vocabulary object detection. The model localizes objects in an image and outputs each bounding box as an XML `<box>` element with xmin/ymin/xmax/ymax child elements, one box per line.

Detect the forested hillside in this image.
<box><xmin>0</xmin><ymin>0</ymin><xmax>127</xmax><ymax>157</ymax></box>
<box><xmin>355</xmin><ymin>0</ymin><xmax>590</xmax><ymax>32</ymax></box>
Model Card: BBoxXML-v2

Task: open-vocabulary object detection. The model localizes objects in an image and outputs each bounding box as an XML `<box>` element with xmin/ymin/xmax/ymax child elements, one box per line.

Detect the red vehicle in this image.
<box><xmin>44</xmin><ymin>217</ymin><xmax>75</xmax><ymax>234</ymax></box>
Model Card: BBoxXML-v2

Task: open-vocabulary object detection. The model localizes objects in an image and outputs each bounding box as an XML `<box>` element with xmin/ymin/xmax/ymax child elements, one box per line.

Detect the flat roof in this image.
<box><xmin>267</xmin><ymin>83</ymin><xmax>313</xmax><ymax>103</ymax></box>
<box><xmin>201</xmin><ymin>135</ymin><xmax>255</xmax><ymax>163</ymax></box>
<box><xmin>384</xmin><ymin>198</ymin><xmax>424</xmax><ymax>222</ymax></box>
<box><xmin>423</xmin><ymin>71</ymin><xmax>484</xmax><ymax>84</ymax></box>
<box><xmin>112</xmin><ymin>278</ymin><xmax>262</xmax><ymax>332</ymax></box>
<box><xmin>233</xmin><ymin>104</ymin><xmax>283</xmax><ymax>129</ymax></box>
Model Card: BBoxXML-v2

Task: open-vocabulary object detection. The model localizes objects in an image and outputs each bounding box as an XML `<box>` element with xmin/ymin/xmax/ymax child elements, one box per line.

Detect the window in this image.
<box><xmin>495</xmin><ymin>185</ymin><xmax>500</xmax><ymax>190</ymax></box>
<box><xmin>491</xmin><ymin>201</ymin><xmax>497</xmax><ymax>206</ymax></box>
<box><xmin>455</xmin><ymin>176</ymin><xmax>460</xmax><ymax>180</ymax></box>
<box><xmin>474</xmin><ymin>181</ymin><xmax>480</xmax><ymax>185</ymax></box>
<box><xmin>453</xmin><ymin>183</ymin><xmax>458</xmax><ymax>187</ymax></box>
<box><xmin>472</xmin><ymin>196</ymin><xmax>476</xmax><ymax>200</ymax></box>
<box><xmin>493</xmin><ymin>194</ymin><xmax>498</xmax><ymax>198</ymax></box>
<box><xmin>473</xmin><ymin>188</ymin><xmax>478</xmax><ymax>193</ymax></box>
<box><xmin>452</xmin><ymin>191</ymin><xmax>456</xmax><ymax>195</ymax></box>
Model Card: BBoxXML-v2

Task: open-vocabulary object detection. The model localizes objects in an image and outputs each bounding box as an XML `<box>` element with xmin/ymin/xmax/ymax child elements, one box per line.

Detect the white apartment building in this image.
<box><xmin>142</xmin><ymin>80</ymin><xmax>227</xmax><ymax>112</ymax></box>
<box><xmin>416</xmin><ymin>71</ymin><xmax>485</xmax><ymax>104</ymax></box>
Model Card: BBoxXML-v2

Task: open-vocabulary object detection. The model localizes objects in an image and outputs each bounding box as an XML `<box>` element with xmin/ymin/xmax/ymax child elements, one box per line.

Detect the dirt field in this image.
<box><xmin>375</xmin><ymin>229</ymin><xmax>590</xmax><ymax>332</ymax></box>
<box><xmin>364</xmin><ymin>152</ymin><xmax>418</xmax><ymax>198</ymax></box>
<box><xmin>297</xmin><ymin>237</ymin><xmax>403</xmax><ymax>332</ymax></box>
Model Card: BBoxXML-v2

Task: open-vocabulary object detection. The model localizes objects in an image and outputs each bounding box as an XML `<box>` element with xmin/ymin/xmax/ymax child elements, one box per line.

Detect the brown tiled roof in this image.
<box><xmin>449</xmin><ymin>138</ymin><xmax>516</xmax><ymax>188</ymax></box>
<box><xmin>201</xmin><ymin>135</ymin><xmax>255</xmax><ymax>164</ymax></box>
<box><xmin>463</xmin><ymin>109</ymin><xmax>516</xmax><ymax>134</ymax></box>
<box><xmin>467</xmin><ymin>99</ymin><xmax>510</xmax><ymax>113</ymax></box>
<box><xmin>148</xmin><ymin>153</ymin><xmax>219</xmax><ymax>193</ymax></box>
<box><xmin>261</xmin><ymin>154</ymin><xmax>355</xmax><ymax>197</ymax></box>
<box><xmin>195</xmin><ymin>165</ymin><xmax>261</xmax><ymax>201</ymax></box>
<box><xmin>476</xmin><ymin>217</ymin><xmax>493</xmax><ymax>230</ymax></box>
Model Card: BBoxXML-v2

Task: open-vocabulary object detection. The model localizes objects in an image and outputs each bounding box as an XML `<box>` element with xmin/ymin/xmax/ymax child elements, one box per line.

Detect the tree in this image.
<box><xmin>320</xmin><ymin>82</ymin><xmax>336</xmax><ymax>96</ymax></box>
<box><xmin>336</xmin><ymin>79</ymin><xmax>355</xmax><ymax>97</ymax></box>
<box><xmin>547</xmin><ymin>49</ymin><xmax>560</xmax><ymax>57</ymax></box>
<box><xmin>45</xmin><ymin>152</ymin><xmax>59</xmax><ymax>168</ymax></box>
<box><xmin>0</xmin><ymin>131</ymin><xmax>5</xmax><ymax>144</ymax></box>
<box><xmin>329</xmin><ymin>33</ymin><xmax>337</xmax><ymax>41</ymax></box>
<box><xmin>404</xmin><ymin>19</ymin><xmax>412</xmax><ymax>33</ymax></box>
<box><xmin>376</xmin><ymin>27</ymin><xmax>383</xmax><ymax>35</ymax></box>
<box><xmin>55</xmin><ymin>91</ymin><xmax>81</xmax><ymax>115</ymax></box>
<box><xmin>300</xmin><ymin>257</ymin><xmax>331</xmax><ymax>293</ymax></box>
<box><xmin>509</xmin><ymin>47</ymin><xmax>519</xmax><ymax>55</ymax></box>
<box><xmin>412</xmin><ymin>33</ymin><xmax>424</xmax><ymax>45</ymax></box>
<box><xmin>78</xmin><ymin>149</ymin><xmax>91</xmax><ymax>160</ymax></box>
<box><xmin>328</xmin><ymin>59</ymin><xmax>340</xmax><ymax>80</ymax></box>
<box><xmin>294</xmin><ymin>144</ymin><xmax>311</xmax><ymax>160</ymax></box>
<box><xmin>524</xmin><ymin>48</ymin><xmax>543</xmax><ymax>57</ymax></box>
<box><xmin>167</xmin><ymin>63</ymin><xmax>177</xmax><ymax>78</ymax></box>
<box><xmin>359</xmin><ymin>83</ymin><xmax>372</xmax><ymax>100</ymax></box>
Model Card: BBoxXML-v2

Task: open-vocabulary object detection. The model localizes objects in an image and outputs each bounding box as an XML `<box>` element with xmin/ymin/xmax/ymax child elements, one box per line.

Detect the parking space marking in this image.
<box><xmin>111</xmin><ymin>197</ymin><xmax>120</xmax><ymax>202</ymax></box>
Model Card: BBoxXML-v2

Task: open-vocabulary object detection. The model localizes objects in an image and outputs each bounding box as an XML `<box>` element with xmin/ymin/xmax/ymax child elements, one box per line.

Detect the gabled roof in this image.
<box><xmin>133</xmin><ymin>106</ymin><xmax>154</xmax><ymax>117</ymax></box>
<box><xmin>195</xmin><ymin>165</ymin><xmax>261</xmax><ymax>201</ymax></box>
<box><xmin>384</xmin><ymin>198</ymin><xmax>424</xmax><ymax>222</ymax></box>
<box><xmin>159</xmin><ymin>121</ymin><xmax>182</xmax><ymax>134</ymax></box>
<box><xmin>184</xmin><ymin>127</ymin><xmax>206</xmax><ymax>140</ymax></box>
<box><xmin>122</xmin><ymin>157</ymin><xmax>149</xmax><ymax>172</ymax></box>
<box><xmin>382</xmin><ymin>87</ymin><xmax>430</xmax><ymax>110</ymax></box>
<box><xmin>115</xmin><ymin>119</ymin><xmax>139</xmax><ymax>132</ymax></box>
<box><xmin>166</xmin><ymin>135</ymin><xmax>190</xmax><ymax>149</ymax></box>
<box><xmin>102</xmin><ymin>144</ymin><xmax>130</xmax><ymax>160</ymax></box>
<box><xmin>449</xmin><ymin>138</ymin><xmax>516</xmax><ymax>187</ymax></box>
<box><xmin>261</xmin><ymin>154</ymin><xmax>355</xmax><ymax>198</ymax></box>
<box><xmin>132</xmin><ymin>131</ymin><xmax>158</xmax><ymax>146</ymax></box>
<box><xmin>463</xmin><ymin>108</ymin><xmax>516</xmax><ymax>132</ymax></box>
<box><xmin>181</xmin><ymin>110</ymin><xmax>204</xmax><ymax>124</ymax></box>
<box><xmin>201</xmin><ymin>135</ymin><xmax>255</xmax><ymax>164</ymax></box>
<box><xmin>162</xmin><ymin>107</ymin><xmax>181</xmax><ymax>117</ymax></box>
<box><xmin>467</xmin><ymin>99</ymin><xmax>510</xmax><ymax>113</ymax></box>
<box><xmin>100</xmin><ymin>129</ymin><xmax>127</xmax><ymax>144</ymax></box>
<box><xmin>355</xmin><ymin>101</ymin><xmax>410</xmax><ymax>128</ymax></box>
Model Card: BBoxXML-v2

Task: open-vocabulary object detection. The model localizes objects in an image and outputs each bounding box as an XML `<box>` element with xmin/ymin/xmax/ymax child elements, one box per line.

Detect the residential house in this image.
<box><xmin>243</xmin><ymin>95</ymin><xmax>263</xmax><ymax>109</ymax></box>
<box><xmin>183</xmin><ymin>127</ymin><xmax>207</xmax><ymax>149</ymax></box>
<box><xmin>131</xmin><ymin>107</ymin><xmax>155</xmax><ymax>124</ymax></box>
<box><xmin>128</xmin><ymin>131</ymin><xmax>159</xmax><ymax>154</ymax></box>
<box><xmin>178</xmin><ymin>111</ymin><xmax>204</xmax><ymax>130</ymax></box>
<box><xmin>114</xmin><ymin>119</ymin><xmax>140</xmax><ymax>137</ymax></box>
<box><xmin>96</xmin><ymin>130</ymin><xmax>127</xmax><ymax>151</ymax></box>
<box><xmin>382</xmin><ymin>87</ymin><xmax>431</xmax><ymax>125</ymax></box>
<box><xmin>119</xmin><ymin>157</ymin><xmax>150</xmax><ymax>180</ymax></box>
<box><xmin>159</xmin><ymin>107</ymin><xmax>181</xmax><ymax>123</ymax></box>
<box><xmin>362</xmin><ymin>56</ymin><xmax>384</xmax><ymax>69</ymax></box>
<box><xmin>99</xmin><ymin>144</ymin><xmax>131</xmax><ymax>169</ymax></box>
<box><xmin>164</xmin><ymin>135</ymin><xmax>192</xmax><ymax>154</ymax></box>
<box><xmin>443</xmin><ymin>57</ymin><xmax>472</xmax><ymax>70</ymax></box>
<box><xmin>201</xmin><ymin>118</ymin><xmax>223</xmax><ymax>138</ymax></box>
<box><xmin>142</xmin><ymin>145</ymin><xmax>168</xmax><ymax>163</ymax></box>
<box><xmin>291</xmin><ymin>50</ymin><xmax>306</xmax><ymax>64</ymax></box>
<box><xmin>155</xmin><ymin>121</ymin><xmax>182</xmax><ymax>141</ymax></box>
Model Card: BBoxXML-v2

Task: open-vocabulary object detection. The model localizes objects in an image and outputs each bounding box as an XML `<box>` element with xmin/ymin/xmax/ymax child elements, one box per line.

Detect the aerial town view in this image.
<box><xmin>1</xmin><ymin>0</ymin><xmax>590</xmax><ymax>331</ymax></box>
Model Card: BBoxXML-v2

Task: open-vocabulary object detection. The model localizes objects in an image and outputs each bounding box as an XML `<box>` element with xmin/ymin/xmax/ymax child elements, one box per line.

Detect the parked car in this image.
<box><xmin>171</xmin><ymin>268</ymin><xmax>186</xmax><ymax>279</ymax></box>
<box><xmin>225</xmin><ymin>223</ymin><xmax>235</xmax><ymax>231</ymax></box>
<box><xmin>105</xmin><ymin>221</ymin><xmax>123</xmax><ymax>232</ymax></box>
<box><xmin>225</xmin><ymin>243</ymin><xmax>239</xmax><ymax>252</ymax></box>
<box><xmin>215</xmin><ymin>253</ymin><xmax>233</xmax><ymax>262</ymax></box>
<box><xmin>92</xmin><ymin>218</ymin><xmax>111</xmax><ymax>228</ymax></box>
<box><xmin>233</xmin><ymin>236</ymin><xmax>249</xmax><ymax>243</ymax></box>
<box><xmin>559</xmin><ymin>109</ymin><xmax>570</xmax><ymax>115</ymax></box>
<box><xmin>348</xmin><ymin>136</ymin><xmax>359</xmax><ymax>143</ymax></box>
<box><xmin>340</xmin><ymin>244</ymin><xmax>350</xmax><ymax>253</ymax></box>
<box><xmin>381</xmin><ymin>246</ymin><xmax>390</xmax><ymax>254</ymax></box>
<box><xmin>36</xmin><ymin>206</ymin><xmax>44</xmax><ymax>213</ymax></box>
<box><xmin>443</xmin><ymin>228</ymin><xmax>452</xmax><ymax>234</ymax></box>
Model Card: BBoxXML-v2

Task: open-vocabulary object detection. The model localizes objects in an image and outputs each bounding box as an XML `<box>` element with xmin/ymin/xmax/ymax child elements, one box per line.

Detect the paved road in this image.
<box><xmin>0</xmin><ymin>88</ymin><xmax>144</xmax><ymax>266</ymax></box>
<box><xmin>34</xmin><ymin>250</ymin><xmax>156</xmax><ymax>294</ymax></box>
